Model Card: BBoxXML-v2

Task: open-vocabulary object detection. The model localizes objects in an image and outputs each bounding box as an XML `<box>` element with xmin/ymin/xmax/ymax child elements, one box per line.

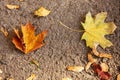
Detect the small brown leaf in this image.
<box><xmin>88</xmin><ymin>53</ymin><xmax>93</xmax><ymax>62</ymax></box>
<box><xmin>0</xmin><ymin>69</ymin><xmax>2</xmax><ymax>73</ymax></box>
<box><xmin>66</xmin><ymin>66</ymin><xmax>84</xmax><ymax>72</ymax></box>
<box><xmin>6</xmin><ymin>4</ymin><xmax>19</xmax><ymax>9</ymax></box>
<box><xmin>34</xmin><ymin>7</ymin><xmax>50</xmax><ymax>17</ymax></box>
<box><xmin>99</xmin><ymin>53</ymin><xmax>112</xmax><ymax>59</ymax></box>
<box><xmin>92</xmin><ymin>44</ymin><xmax>99</xmax><ymax>56</ymax></box>
<box><xmin>0</xmin><ymin>77</ymin><xmax>2</xmax><ymax>80</ymax></box>
<box><xmin>92</xmin><ymin>44</ymin><xmax>112</xmax><ymax>59</ymax></box>
<box><xmin>26</xmin><ymin>74</ymin><xmax>35</xmax><ymax>80</ymax></box>
<box><xmin>88</xmin><ymin>53</ymin><xmax>97</xmax><ymax>62</ymax></box>
<box><xmin>0</xmin><ymin>27</ymin><xmax>8</xmax><ymax>37</ymax></box>
<box><xmin>62</xmin><ymin>78</ymin><xmax>72</xmax><ymax>80</ymax></box>
<box><xmin>85</xmin><ymin>62</ymin><xmax>92</xmax><ymax>71</ymax></box>
<box><xmin>19</xmin><ymin>0</ymin><xmax>24</xmax><ymax>1</ymax></box>
<box><xmin>31</xmin><ymin>59</ymin><xmax>39</xmax><ymax>67</ymax></box>
<box><xmin>12</xmin><ymin>23</ymin><xmax>48</xmax><ymax>54</ymax></box>
<box><xmin>8</xmin><ymin>79</ymin><xmax>14</xmax><ymax>80</ymax></box>
<box><xmin>100</xmin><ymin>63</ymin><xmax>109</xmax><ymax>72</ymax></box>
<box><xmin>117</xmin><ymin>74</ymin><xmax>120</xmax><ymax>80</ymax></box>
<box><xmin>85</xmin><ymin>53</ymin><xmax>97</xmax><ymax>71</ymax></box>
<box><xmin>6</xmin><ymin>78</ymin><xmax>14</xmax><ymax>80</ymax></box>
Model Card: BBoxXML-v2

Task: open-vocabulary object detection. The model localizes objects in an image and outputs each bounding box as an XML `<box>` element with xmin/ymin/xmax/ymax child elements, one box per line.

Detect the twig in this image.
<box><xmin>59</xmin><ymin>21</ymin><xmax>84</xmax><ymax>32</ymax></box>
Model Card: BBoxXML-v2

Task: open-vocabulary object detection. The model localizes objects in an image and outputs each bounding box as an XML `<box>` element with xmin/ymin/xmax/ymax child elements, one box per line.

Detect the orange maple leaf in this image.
<box><xmin>12</xmin><ymin>23</ymin><xmax>48</xmax><ymax>54</ymax></box>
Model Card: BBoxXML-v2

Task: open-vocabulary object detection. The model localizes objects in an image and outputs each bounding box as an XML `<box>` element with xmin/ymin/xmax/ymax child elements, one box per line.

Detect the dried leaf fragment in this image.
<box><xmin>34</xmin><ymin>7</ymin><xmax>50</xmax><ymax>17</ymax></box>
<box><xmin>99</xmin><ymin>53</ymin><xmax>112</xmax><ymax>59</ymax></box>
<box><xmin>88</xmin><ymin>53</ymin><xmax>94</xmax><ymax>62</ymax></box>
<box><xmin>117</xmin><ymin>74</ymin><xmax>120</xmax><ymax>80</ymax></box>
<box><xmin>12</xmin><ymin>23</ymin><xmax>48</xmax><ymax>54</ymax></box>
<box><xmin>85</xmin><ymin>53</ymin><xmax>97</xmax><ymax>71</ymax></box>
<box><xmin>92</xmin><ymin>44</ymin><xmax>99</xmax><ymax>56</ymax></box>
<box><xmin>85</xmin><ymin>62</ymin><xmax>92</xmax><ymax>71</ymax></box>
<box><xmin>88</xmin><ymin>53</ymin><xmax>97</xmax><ymax>62</ymax></box>
<box><xmin>0</xmin><ymin>77</ymin><xmax>2</xmax><ymax>80</ymax></box>
<box><xmin>26</xmin><ymin>74</ymin><xmax>36</xmax><ymax>80</ymax></box>
<box><xmin>31</xmin><ymin>59</ymin><xmax>39</xmax><ymax>67</ymax></box>
<box><xmin>62</xmin><ymin>78</ymin><xmax>72</xmax><ymax>80</ymax></box>
<box><xmin>6</xmin><ymin>78</ymin><xmax>14</xmax><ymax>80</ymax></box>
<box><xmin>0</xmin><ymin>69</ymin><xmax>2</xmax><ymax>73</ymax></box>
<box><xmin>81</xmin><ymin>12</ymin><xmax>117</xmax><ymax>49</ymax></box>
<box><xmin>92</xmin><ymin>63</ymin><xmax>111</xmax><ymax>80</ymax></box>
<box><xmin>8</xmin><ymin>79</ymin><xmax>14</xmax><ymax>80</ymax></box>
<box><xmin>19</xmin><ymin>0</ymin><xmax>23</xmax><ymax>1</ymax></box>
<box><xmin>100</xmin><ymin>63</ymin><xmax>109</xmax><ymax>72</ymax></box>
<box><xmin>6</xmin><ymin>4</ymin><xmax>19</xmax><ymax>9</ymax></box>
<box><xmin>92</xmin><ymin>45</ymin><xmax>112</xmax><ymax>59</ymax></box>
<box><xmin>0</xmin><ymin>27</ymin><xmax>8</xmax><ymax>37</ymax></box>
<box><xmin>66</xmin><ymin>66</ymin><xmax>84</xmax><ymax>72</ymax></box>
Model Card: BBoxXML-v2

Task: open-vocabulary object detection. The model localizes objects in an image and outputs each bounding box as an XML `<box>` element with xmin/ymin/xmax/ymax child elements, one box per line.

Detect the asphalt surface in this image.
<box><xmin>0</xmin><ymin>0</ymin><xmax>120</xmax><ymax>80</ymax></box>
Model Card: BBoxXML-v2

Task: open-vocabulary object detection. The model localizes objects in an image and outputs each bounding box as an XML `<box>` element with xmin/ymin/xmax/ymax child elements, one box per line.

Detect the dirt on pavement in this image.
<box><xmin>0</xmin><ymin>0</ymin><xmax>120</xmax><ymax>80</ymax></box>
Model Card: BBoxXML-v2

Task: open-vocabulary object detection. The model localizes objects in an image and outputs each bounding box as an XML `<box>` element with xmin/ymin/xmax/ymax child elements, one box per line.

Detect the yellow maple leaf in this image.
<box><xmin>81</xmin><ymin>12</ymin><xmax>116</xmax><ymax>49</ymax></box>
<box><xmin>34</xmin><ymin>7</ymin><xmax>50</xmax><ymax>17</ymax></box>
<box><xmin>12</xmin><ymin>23</ymin><xmax>48</xmax><ymax>54</ymax></box>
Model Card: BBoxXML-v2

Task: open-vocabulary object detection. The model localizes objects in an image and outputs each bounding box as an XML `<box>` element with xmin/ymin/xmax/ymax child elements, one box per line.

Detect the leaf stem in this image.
<box><xmin>59</xmin><ymin>21</ymin><xmax>84</xmax><ymax>33</ymax></box>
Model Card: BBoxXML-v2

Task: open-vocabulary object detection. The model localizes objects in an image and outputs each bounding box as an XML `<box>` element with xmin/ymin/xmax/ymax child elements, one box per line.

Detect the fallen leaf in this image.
<box><xmin>92</xmin><ymin>63</ymin><xmax>111</xmax><ymax>80</ymax></box>
<box><xmin>66</xmin><ymin>66</ymin><xmax>84</xmax><ymax>72</ymax></box>
<box><xmin>0</xmin><ymin>27</ymin><xmax>8</xmax><ymax>37</ymax></box>
<box><xmin>117</xmin><ymin>74</ymin><xmax>120</xmax><ymax>80</ymax></box>
<box><xmin>6</xmin><ymin>78</ymin><xmax>14</xmax><ymax>80</ymax></box>
<box><xmin>81</xmin><ymin>12</ymin><xmax>116</xmax><ymax>49</ymax></box>
<box><xmin>12</xmin><ymin>23</ymin><xmax>48</xmax><ymax>54</ymax></box>
<box><xmin>85</xmin><ymin>62</ymin><xmax>92</xmax><ymax>71</ymax></box>
<box><xmin>62</xmin><ymin>78</ymin><xmax>72</xmax><ymax>80</ymax></box>
<box><xmin>19</xmin><ymin>0</ymin><xmax>23</xmax><ymax>1</ymax></box>
<box><xmin>0</xmin><ymin>69</ymin><xmax>2</xmax><ymax>73</ymax></box>
<box><xmin>6</xmin><ymin>4</ymin><xmax>19</xmax><ymax>9</ymax></box>
<box><xmin>8</xmin><ymin>79</ymin><xmax>14</xmax><ymax>80</ymax></box>
<box><xmin>0</xmin><ymin>77</ymin><xmax>2</xmax><ymax>80</ymax></box>
<box><xmin>88</xmin><ymin>53</ymin><xmax>93</xmax><ymax>62</ymax></box>
<box><xmin>92</xmin><ymin>44</ymin><xmax>112</xmax><ymax>59</ymax></box>
<box><xmin>26</xmin><ymin>74</ymin><xmax>35</xmax><ymax>80</ymax></box>
<box><xmin>34</xmin><ymin>7</ymin><xmax>50</xmax><ymax>17</ymax></box>
<box><xmin>85</xmin><ymin>53</ymin><xmax>97</xmax><ymax>71</ymax></box>
<box><xmin>88</xmin><ymin>53</ymin><xmax>97</xmax><ymax>62</ymax></box>
<box><xmin>100</xmin><ymin>63</ymin><xmax>109</xmax><ymax>72</ymax></box>
<box><xmin>99</xmin><ymin>53</ymin><xmax>112</xmax><ymax>59</ymax></box>
<box><xmin>30</xmin><ymin>59</ymin><xmax>39</xmax><ymax>67</ymax></box>
<box><xmin>92</xmin><ymin>43</ymin><xmax>99</xmax><ymax>56</ymax></box>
